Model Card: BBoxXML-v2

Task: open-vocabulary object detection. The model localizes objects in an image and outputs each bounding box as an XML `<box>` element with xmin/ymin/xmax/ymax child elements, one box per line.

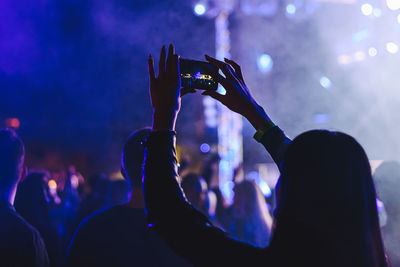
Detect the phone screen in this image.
<box><xmin>180</xmin><ymin>58</ymin><xmax>218</xmax><ymax>90</ymax></box>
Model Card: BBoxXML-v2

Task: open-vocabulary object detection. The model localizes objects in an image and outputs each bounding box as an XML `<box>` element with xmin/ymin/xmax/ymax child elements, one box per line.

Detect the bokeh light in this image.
<box><xmin>361</xmin><ymin>3</ymin><xmax>373</xmax><ymax>16</ymax></box>
<box><xmin>386</xmin><ymin>42</ymin><xmax>399</xmax><ymax>54</ymax></box>
<box><xmin>257</xmin><ymin>54</ymin><xmax>273</xmax><ymax>73</ymax></box>
<box><xmin>193</xmin><ymin>2</ymin><xmax>206</xmax><ymax>16</ymax></box>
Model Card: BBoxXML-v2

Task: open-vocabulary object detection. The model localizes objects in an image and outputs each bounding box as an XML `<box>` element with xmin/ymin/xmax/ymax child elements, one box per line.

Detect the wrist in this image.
<box><xmin>243</xmin><ymin>104</ymin><xmax>272</xmax><ymax>129</ymax></box>
<box><xmin>152</xmin><ymin>109</ymin><xmax>178</xmax><ymax>131</ymax></box>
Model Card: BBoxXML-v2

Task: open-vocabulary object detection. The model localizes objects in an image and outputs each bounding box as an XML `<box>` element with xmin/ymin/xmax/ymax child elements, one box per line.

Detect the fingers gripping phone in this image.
<box><xmin>180</xmin><ymin>59</ymin><xmax>218</xmax><ymax>90</ymax></box>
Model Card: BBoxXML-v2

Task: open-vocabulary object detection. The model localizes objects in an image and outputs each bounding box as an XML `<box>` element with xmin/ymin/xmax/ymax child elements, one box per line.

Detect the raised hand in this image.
<box><xmin>148</xmin><ymin>44</ymin><xmax>181</xmax><ymax>131</ymax></box>
<box><xmin>203</xmin><ymin>55</ymin><xmax>272</xmax><ymax>129</ymax></box>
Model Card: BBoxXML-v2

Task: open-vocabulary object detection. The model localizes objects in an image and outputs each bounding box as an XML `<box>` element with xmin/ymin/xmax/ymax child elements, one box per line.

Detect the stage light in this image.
<box><xmin>386</xmin><ymin>42</ymin><xmax>398</xmax><ymax>53</ymax></box>
<box><xmin>368</xmin><ymin>47</ymin><xmax>378</xmax><ymax>56</ymax></box>
<box><xmin>386</xmin><ymin>0</ymin><xmax>400</xmax><ymax>10</ymax></box>
<box><xmin>286</xmin><ymin>4</ymin><xmax>296</xmax><ymax>15</ymax></box>
<box><xmin>257</xmin><ymin>54</ymin><xmax>273</xmax><ymax>73</ymax></box>
<box><xmin>194</xmin><ymin>2</ymin><xmax>206</xmax><ymax>16</ymax></box>
<box><xmin>361</xmin><ymin>3</ymin><xmax>373</xmax><ymax>16</ymax></box>
<box><xmin>48</xmin><ymin>180</ymin><xmax>57</xmax><ymax>190</ymax></box>
<box><xmin>200</xmin><ymin>143</ymin><xmax>210</xmax><ymax>153</ymax></box>
<box><xmin>5</xmin><ymin>118</ymin><xmax>20</xmax><ymax>129</ymax></box>
<box><xmin>319</xmin><ymin>76</ymin><xmax>332</xmax><ymax>89</ymax></box>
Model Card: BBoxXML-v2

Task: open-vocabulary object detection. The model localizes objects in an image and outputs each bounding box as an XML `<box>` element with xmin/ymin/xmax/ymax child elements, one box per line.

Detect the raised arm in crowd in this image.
<box><xmin>142</xmin><ymin>44</ymin><xmax>388</xmax><ymax>267</ymax></box>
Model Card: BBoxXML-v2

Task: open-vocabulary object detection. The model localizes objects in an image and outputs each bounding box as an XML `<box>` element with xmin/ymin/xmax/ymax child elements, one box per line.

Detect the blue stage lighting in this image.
<box><xmin>258</xmin><ymin>54</ymin><xmax>273</xmax><ymax>73</ymax></box>
<box><xmin>319</xmin><ymin>76</ymin><xmax>332</xmax><ymax>89</ymax></box>
<box><xmin>286</xmin><ymin>4</ymin><xmax>296</xmax><ymax>15</ymax></box>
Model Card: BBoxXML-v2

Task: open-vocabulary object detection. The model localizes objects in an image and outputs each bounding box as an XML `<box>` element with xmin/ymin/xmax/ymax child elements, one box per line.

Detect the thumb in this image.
<box><xmin>202</xmin><ymin>90</ymin><xmax>225</xmax><ymax>104</ymax></box>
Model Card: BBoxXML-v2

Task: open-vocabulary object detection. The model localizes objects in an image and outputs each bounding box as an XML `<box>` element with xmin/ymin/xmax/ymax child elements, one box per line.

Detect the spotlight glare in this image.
<box><xmin>286</xmin><ymin>4</ymin><xmax>296</xmax><ymax>15</ymax></box>
<box><xmin>194</xmin><ymin>3</ymin><xmax>206</xmax><ymax>16</ymax></box>
<box><xmin>368</xmin><ymin>47</ymin><xmax>378</xmax><ymax>57</ymax></box>
<box><xmin>386</xmin><ymin>0</ymin><xmax>400</xmax><ymax>10</ymax></box>
<box><xmin>319</xmin><ymin>76</ymin><xmax>332</xmax><ymax>89</ymax></box>
<box><xmin>361</xmin><ymin>3</ymin><xmax>373</xmax><ymax>16</ymax></box>
<box><xmin>257</xmin><ymin>54</ymin><xmax>273</xmax><ymax>73</ymax></box>
<box><xmin>386</xmin><ymin>42</ymin><xmax>399</xmax><ymax>53</ymax></box>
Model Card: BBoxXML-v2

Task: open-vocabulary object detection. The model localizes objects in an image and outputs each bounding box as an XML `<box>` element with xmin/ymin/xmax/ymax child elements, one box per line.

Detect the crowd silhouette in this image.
<box><xmin>0</xmin><ymin>44</ymin><xmax>397</xmax><ymax>266</ymax></box>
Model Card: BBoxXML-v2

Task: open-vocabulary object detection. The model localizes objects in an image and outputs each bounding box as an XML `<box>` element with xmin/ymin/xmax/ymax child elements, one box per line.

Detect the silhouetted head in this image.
<box><xmin>181</xmin><ymin>173</ymin><xmax>208</xmax><ymax>214</ymax></box>
<box><xmin>0</xmin><ymin>128</ymin><xmax>25</xmax><ymax>189</ymax></box>
<box><xmin>272</xmin><ymin>130</ymin><xmax>386</xmax><ymax>266</ymax></box>
<box><xmin>121</xmin><ymin>128</ymin><xmax>151</xmax><ymax>187</ymax></box>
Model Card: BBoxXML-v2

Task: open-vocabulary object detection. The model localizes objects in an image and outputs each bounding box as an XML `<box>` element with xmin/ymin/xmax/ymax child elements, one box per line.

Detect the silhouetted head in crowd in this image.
<box><xmin>14</xmin><ymin>171</ymin><xmax>50</xmax><ymax>229</ymax></box>
<box><xmin>0</xmin><ymin>128</ymin><xmax>27</xmax><ymax>204</ymax></box>
<box><xmin>181</xmin><ymin>173</ymin><xmax>208</xmax><ymax>215</ymax></box>
<box><xmin>232</xmin><ymin>180</ymin><xmax>272</xmax><ymax>247</ymax></box>
<box><xmin>272</xmin><ymin>130</ymin><xmax>387</xmax><ymax>266</ymax></box>
<box><xmin>121</xmin><ymin>128</ymin><xmax>152</xmax><ymax>187</ymax></box>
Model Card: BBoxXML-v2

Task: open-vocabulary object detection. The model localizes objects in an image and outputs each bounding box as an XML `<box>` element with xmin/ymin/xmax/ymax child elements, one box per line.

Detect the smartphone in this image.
<box><xmin>180</xmin><ymin>58</ymin><xmax>218</xmax><ymax>90</ymax></box>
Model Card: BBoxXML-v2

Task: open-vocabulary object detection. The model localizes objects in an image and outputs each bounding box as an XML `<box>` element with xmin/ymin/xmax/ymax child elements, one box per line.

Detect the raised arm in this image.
<box><xmin>143</xmin><ymin>45</ymin><xmax>266</xmax><ymax>265</ymax></box>
<box><xmin>202</xmin><ymin>55</ymin><xmax>291</xmax><ymax>170</ymax></box>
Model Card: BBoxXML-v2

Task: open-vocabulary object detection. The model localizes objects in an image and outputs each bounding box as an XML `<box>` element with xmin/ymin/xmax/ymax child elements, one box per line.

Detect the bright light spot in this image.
<box><xmin>314</xmin><ymin>114</ymin><xmax>330</xmax><ymax>124</ymax></box>
<box><xmin>368</xmin><ymin>47</ymin><xmax>378</xmax><ymax>56</ymax></box>
<box><xmin>386</xmin><ymin>42</ymin><xmax>399</xmax><ymax>53</ymax></box>
<box><xmin>257</xmin><ymin>54</ymin><xmax>273</xmax><ymax>73</ymax></box>
<box><xmin>200</xmin><ymin>143</ymin><xmax>210</xmax><ymax>153</ymax></box>
<box><xmin>5</xmin><ymin>118</ymin><xmax>20</xmax><ymax>129</ymax></box>
<box><xmin>194</xmin><ymin>3</ymin><xmax>206</xmax><ymax>16</ymax></box>
<box><xmin>354</xmin><ymin>51</ymin><xmax>366</xmax><ymax>61</ymax></box>
<box><xmin>286</xmin><ymin>4</ymin><xmax>296</xmax><ymax>15</ymax></box>
<box><xmin>386</xmin><ymin>0</ymin><xmax>400</xmax><ymax>10</ymax></box>
<box><xmin>361</xmin><ymin>3</ymin><xmax>373</xmax><ymax>15</ymax></box>
<box><xmin>48</xmin><ymin>180</ymin><xmax>57</xmax><ymax>190</ymax></box>
<box><xmin>338</xmin><ymin>54</ymin><xmax>352</xmax><ymax>65</ymax></box>
<box><xmin>319</xmin><ymin>76</ymin><xmax>332</xmax><ymax>89</ymax></box>
<box><xmin>373</xmin><ymin>8</ymin><xmax>382</xmax><ymax>17</ymax></box>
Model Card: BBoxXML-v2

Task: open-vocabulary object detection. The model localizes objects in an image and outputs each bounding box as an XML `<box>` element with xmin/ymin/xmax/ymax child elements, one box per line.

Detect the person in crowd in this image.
<box><xmin>374</xmin><ymin>161</ymin><xmax>400</xmax><ymax>266</ymax></box>
<box><xmin>14</xmin><ymin>171</ymin><xmax>61</xmax><ymax>266</ymax></box>
<box><xmin>230</xmin><ymin>180</ymin><xmax>272</xmax><ymax>247</ymax></box>
<box><xmin>66</xmin><ymin>128</ymin><xmax>191</xmax><ymax>267</ymax></box>
<box><xmin>181</xmin><ymin>173</ymin><xmax>209</xmax><ymax>216</ymax></box>
<box><xmin>142</xmin><ymin>44</ymin><xmax>388</xmax><ymax>266</ymax></box>
<box><xmin>0</xmin><ymin>128</ymin><xmax>49</xmax><ymax>266</ymax></box>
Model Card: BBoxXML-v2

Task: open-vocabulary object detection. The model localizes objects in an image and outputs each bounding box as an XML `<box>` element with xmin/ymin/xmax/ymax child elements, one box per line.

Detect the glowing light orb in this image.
<box><xmin>194</xmin><ymin>3</ymin><xmax>206</xmax><ymax>16</ymax></box>
<box><xmin>257</xmin><ymin>54</ymin><xmax>273</xmax><ymax>73</ymax></box>
<box><xmin>319</xmin><ymin>76</ymin><xmax>332</xmax><ymax>89</ymax></box>
<box><xmin>386</xmin><ymin>0</ymin><xmax>400</xmax><ymax>11</ymax></box>
<box><xmin>361</xmin><ymin>3</ymin><xmax>373</xmax><ymax>15</ymax></box>
<box><xmin>368</xmin><ymin>47</ymin><xmax>378</xmax><ymax>57</ymax></box>
<box><xmin>386</xmin><ymin>42</ymin><xmax>398</xmax><ymax>54</ymax></box>
<box><xmin>286</xmin><ymin>4</ymin><xmax>296</xmax><ymax>15</ymax></box>
<box><xmin>200</xmin><ymin>143</ymin><xmax>210</xmax><ymax>153</ymax></box>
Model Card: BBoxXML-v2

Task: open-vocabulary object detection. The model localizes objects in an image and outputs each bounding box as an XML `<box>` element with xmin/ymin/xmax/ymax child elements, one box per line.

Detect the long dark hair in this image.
<box><xmin>270</xmin><ymin>130</ymin><xmax>387</xmax><ymax>267</ymax></box>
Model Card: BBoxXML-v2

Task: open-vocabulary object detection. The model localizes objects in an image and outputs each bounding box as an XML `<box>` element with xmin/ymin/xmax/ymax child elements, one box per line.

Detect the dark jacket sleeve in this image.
<box><xmin>143</xmin><ymin>132</ymin><xmax>267</xmax><ymax>266</ymax></box>
<box><xmin>256</xmin><ymin>126</ymin><xmax>292</xmax><ymax>172</ymax></box>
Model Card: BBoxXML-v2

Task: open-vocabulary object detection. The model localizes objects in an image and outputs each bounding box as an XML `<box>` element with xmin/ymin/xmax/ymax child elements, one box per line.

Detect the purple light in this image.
<box><xmin>200</xmin><ymin>143</ymin><xmax>210</xmax><ymax>153</ymax></box>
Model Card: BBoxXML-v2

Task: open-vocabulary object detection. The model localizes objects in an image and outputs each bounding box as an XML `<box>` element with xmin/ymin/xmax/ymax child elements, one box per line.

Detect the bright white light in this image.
<box><xmin>258</xmin><ymin>54</ymin><xmax>273</xmax><ymax>73</ymax></box>
<box><xmin>319</xmin><ymin>76</ymin><xmax>332</xmax><ymax>89</ymax></box>
<box><xmin>386</xmin><ymin>42</ymin><xmax>399</xmax><ymax>53</ymax></box>
<box><xmin>194</xmin><ymin>3</ymin><xmax>206</xmax><ymax>16</ymax></box>
<box><xmin>368</xmin><ymin>47</ymin><xmax>378</xmax><ymax>56</ymax></box>
<box><xmin>386</xmin><ymin>0</ymin><xmax>400</xmax><ymax>10</ymax></box>
<box><xmin>286</xmin><ymin>4</ymin><xmax>296</xmax><ymax>15</ymax></box>
<box><xmin>361</xmin><ymin>3</ymin><xmax>373</xmax><ymax>16</ymax></box>
<box><xmin>354</xmin><ymin>51</ymin><xmax>366</xmax><ymax>61</ymax></box>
